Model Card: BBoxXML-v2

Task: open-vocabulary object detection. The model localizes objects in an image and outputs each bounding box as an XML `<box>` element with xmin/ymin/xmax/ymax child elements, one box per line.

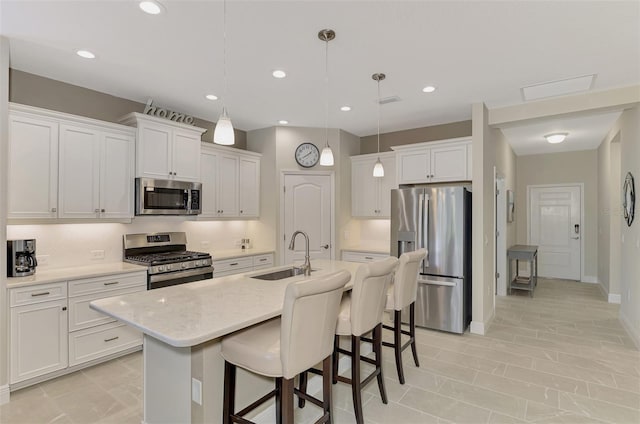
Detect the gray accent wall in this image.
<box><xmin>9</xmin><ymin>69</ymin><xmax>247</xmax><ymax>149</ymax></box>
<box><xmin>360</xmin><ymin>120</ymin><xmax>471</xmax><ymax>154</ymax></box>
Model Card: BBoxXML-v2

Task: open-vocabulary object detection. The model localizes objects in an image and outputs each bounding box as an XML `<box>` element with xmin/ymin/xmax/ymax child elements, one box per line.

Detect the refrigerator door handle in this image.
<box><xmin>418</xmin><ymin>193</ymin><xmax>424</xmax><ymax>251</ymax></box>
<box><xmin>418</xmin><ymin>278</ymin><xmax>456</xmax><ymax>287</ymax></box>
<box><xmin>424</xmin><ymin>195</ymin><xmax>430</xmax><ymax>268</ymax></box>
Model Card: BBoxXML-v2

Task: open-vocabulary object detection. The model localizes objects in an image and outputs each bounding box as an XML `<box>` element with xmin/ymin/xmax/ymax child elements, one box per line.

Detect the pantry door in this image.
<box><xmin>281</xmin><ymin>172</ymin><xmax>334</xmax><ymax>265</ymax></box>
<box><xmin>529</xmin><ymin>185</ymin><xmax>582</xmax><ymax>280</ymax></box>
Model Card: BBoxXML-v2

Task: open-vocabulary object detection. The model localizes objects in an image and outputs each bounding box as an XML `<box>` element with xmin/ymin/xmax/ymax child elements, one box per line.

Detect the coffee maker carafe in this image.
<box><xmin>7</xmin><ymin>239</ymin><xmax>38</xmax><ymax>277</ymax></box>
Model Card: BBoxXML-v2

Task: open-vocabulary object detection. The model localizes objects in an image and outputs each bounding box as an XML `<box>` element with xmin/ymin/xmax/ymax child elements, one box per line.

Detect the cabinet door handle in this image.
<box><xmin>321</xmin><ymin>245</ymin><xmax>329</xmax><ymax>249</ymax></box>
<box><xmin>104</xmin><ymin>336</ymin><xmax>119</xmax><ymax>342</ymax></box>
<box><xmin>31</xmin><ymin>291</ymin><xmax>50</xmax><ymax>297</ymax></box>
<box><xmin>259</xmin><ymin>258</ymin><xmax>267</xmax><ymax>262</ymax></box>
<box><xmin>62</xmin><ymin>306</ymin><xmax>67</xmax><ymax>311</ymax></box>
<box><xmin>240</xmin><ymin>210</ymin><xmax>243</xmax><ymax>214</ymax></box>
<box><xmin>103</xmin><ymin>281</ymin><xmax>119</xmax><ymax>286</ymax></box>
<box><xmin>230</xmin><ymin>263</ymin><xmax>238</xmax><ymax>266</ymax></box>
<box><xmin>101</xmin><ymin>209</ymin><xmax>105</xmax><ymax>213</ymax></box>
<box><xmin>365</xmin><ymin>256</ymin><xmax>374</xmax><ymax>260</ymax></box>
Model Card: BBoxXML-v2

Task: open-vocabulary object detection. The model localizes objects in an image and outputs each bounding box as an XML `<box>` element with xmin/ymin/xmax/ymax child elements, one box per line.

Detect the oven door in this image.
<box><xmin>148</xmin><ymin>266</ymin><xmax>214</xmax><ymax>290</ymax></box>
<box><xmin>135</xmin><ymin>178</ymin><xmax>202</xmax><ymax>215</ymax></box>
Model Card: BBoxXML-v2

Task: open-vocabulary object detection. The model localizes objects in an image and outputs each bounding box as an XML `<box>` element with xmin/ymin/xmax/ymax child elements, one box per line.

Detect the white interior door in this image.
<box><xmin>529</xmin><ymin>185</ymin><xmax>581</xmax><ymax>280</ymax></box>
<box><xmin>283</xmin><ymin>174</ymin><xmax>332</xmax><ymax>265</ymax></box>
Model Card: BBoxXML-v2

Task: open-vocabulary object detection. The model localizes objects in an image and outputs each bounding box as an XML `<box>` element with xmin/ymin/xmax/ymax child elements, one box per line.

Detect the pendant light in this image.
<box><xmin>372</xmin><ymin>73</ymin><xmax>385</xmax><ymax>177</ymax></box>
<box><xmin>318</xmin><ymin>29</ymin><xmax>335</xmax><ymax>166</ymax></box>
<box><xmin>213</xmin><ymin>0</ymin><xmax>235</xmax><ymax>145</ymax></box>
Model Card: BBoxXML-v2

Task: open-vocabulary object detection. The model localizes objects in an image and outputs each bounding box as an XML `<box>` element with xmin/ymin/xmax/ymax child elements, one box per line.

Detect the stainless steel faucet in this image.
<box><xmin>288</xmin><ymin>231</ymin><xmax>311</xmax><ymax>276</ymax></box>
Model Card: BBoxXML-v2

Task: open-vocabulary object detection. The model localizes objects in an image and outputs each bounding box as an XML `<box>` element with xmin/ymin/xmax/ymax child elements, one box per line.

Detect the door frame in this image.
<box><xmin>495</xmin><ymin>169</ymin><xmax>507</xmax><ymax>296</ymax></box>
<box><xmin>526</xmin><ymin>183</ymin><xmax>585</xmax><ymax>281</ymax></box>
<box><xmin>279</xmin><ymin>170</ymin><xmax>336</xmax><ymax>265</ymax></box>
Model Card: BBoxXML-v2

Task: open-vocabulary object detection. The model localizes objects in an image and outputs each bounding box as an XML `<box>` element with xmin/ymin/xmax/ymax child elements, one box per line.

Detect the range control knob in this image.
<box><xmin>182</xmin><ymin>263</ymin><xmax>188</xmax><ymax>269</ymax></box>
<box><xmin>195</xmin><ymin>260</ymin><xmax>201</xmax><ymax>266</ymax></box>
<box><xmin>166</xmin><ymin>264</ymin><xmax>172</xmax><ymax>271</ymax></box>
<box><xmin>158</xmin><ymin>266</ymin><xmax>165</xmax><ymax>272</ymax></box>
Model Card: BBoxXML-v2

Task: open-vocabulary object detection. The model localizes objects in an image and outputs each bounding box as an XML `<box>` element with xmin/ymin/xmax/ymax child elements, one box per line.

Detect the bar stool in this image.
<box><xmin>221</xmin><ymin>270</ymin><xmax>351</xmax><ymax>424</ymax></box>
<box><xmin>300</xmin><ymin>257</ymin><xmax>397</xmax><ymax>424</ymax></box>
<box><xmin>383</xmin><ymin>249</ymin><xmax>427</xmax><ymax>384</ymax></box>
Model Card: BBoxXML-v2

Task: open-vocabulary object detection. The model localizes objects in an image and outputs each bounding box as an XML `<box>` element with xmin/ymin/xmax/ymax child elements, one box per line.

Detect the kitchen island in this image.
<box><xmin>90</xmin><ymin>260</ymin><xmax>361</xmax><ymax>424</ymax></box>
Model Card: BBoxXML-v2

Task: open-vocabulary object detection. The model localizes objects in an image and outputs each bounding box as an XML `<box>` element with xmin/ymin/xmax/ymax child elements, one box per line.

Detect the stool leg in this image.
<box><xmin>351</xmin><ymin>335</ymin><xmax>364</xmax><ymax>424</ymax></box>
<box><xmin>298</xmin><ymin>371</ymin><xmax>307</xmax><ymax>408</ymax></box>
<box><xmin>410</xmin><ymin>302</ymin><xmax>420</xmax><ymax>367</ymax></box>
<box><xmin>276</xmin><ymin>377</ymin><xmax>283</xmax><ymax>424</ymax></box>
<box><xmin>223</xmin><ymin>361</ymin><xmax>236</xmax><ymax>424</ymax></box>
<box><xmin>281</xmin><ymin>378</ymin><xmax>295</xmax><ymax>424</ymax></box>
<box><xmin>332</xmin><ymin>335</ymin><xmax>339</xmax><ymax>384</ymax></box>
<box><xmin>373</xmin><ymin>324</ymin><xmax>388</xmax><ymax>404</ymax></box>
<box><xmin>322</xmin><ymin>356</ymin><xmax>333</xmax><ymax>423</ymax></box>
<box><xmin>393</xmin><ymin>310</ymin><xmax>405</xmax><ymax>384</ymax></box>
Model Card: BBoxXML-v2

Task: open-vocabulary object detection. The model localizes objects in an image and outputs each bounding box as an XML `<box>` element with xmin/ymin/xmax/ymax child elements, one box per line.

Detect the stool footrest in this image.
<box><xmin>235</xmin><ymin>389</ymin><xmax>276</xmax><ymax>418</ymax></box>
<box><xmin>293</xmin><ymin>388</ymin><xmax>324</xmax><ymax>408</ymax></box>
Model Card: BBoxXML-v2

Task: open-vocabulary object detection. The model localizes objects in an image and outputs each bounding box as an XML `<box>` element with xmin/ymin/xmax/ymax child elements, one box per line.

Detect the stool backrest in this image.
<box><xmin>280</xmin><ymin>270</ymin><xmax>351</xmax><ymax>379</ymax></box>
<box><xmin>392</xmin><ymin>249</ymin><xmax>427</xmax><ymax>310</ymax></box>
<box><xmin>350</xmin><ymin>257</ymin><xmax>398</xmax><ymax>336</ymax></box>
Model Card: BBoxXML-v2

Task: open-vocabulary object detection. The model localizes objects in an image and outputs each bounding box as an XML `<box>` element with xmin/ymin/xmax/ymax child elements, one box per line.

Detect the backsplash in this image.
<box><xmin>7</xmin><ymin>218</ymin><xmax>260</xmax><ymax>269</ymax></box>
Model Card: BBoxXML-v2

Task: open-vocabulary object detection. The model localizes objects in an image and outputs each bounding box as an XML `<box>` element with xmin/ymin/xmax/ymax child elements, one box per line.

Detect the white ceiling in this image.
<box><xmin>1</xmin><ymin>0</ymin><xmax>639</xmax><ymax>147</ymax></box>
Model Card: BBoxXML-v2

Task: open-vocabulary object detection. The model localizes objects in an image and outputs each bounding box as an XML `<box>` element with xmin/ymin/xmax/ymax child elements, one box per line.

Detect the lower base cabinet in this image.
<box><xmin>69</xmin><ymin>321</ymin><xmax>142</xmax><ymax>366</ymax></box>
<box><xmin>212</xmin><ymin>252</ymin><xmax>274</xmax><ymax>277</ymax></box>
<box><xmin>341</xmin><ymin>250</ymin><xmax>390</xmax><ymax>263</ymax></box>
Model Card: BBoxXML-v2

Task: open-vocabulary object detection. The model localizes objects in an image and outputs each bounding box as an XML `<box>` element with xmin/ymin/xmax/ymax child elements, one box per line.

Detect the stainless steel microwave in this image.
<box><xmin>135</xmin><ymin>178</ymin><xmax>202</xmax><ymax>215</ymax></box>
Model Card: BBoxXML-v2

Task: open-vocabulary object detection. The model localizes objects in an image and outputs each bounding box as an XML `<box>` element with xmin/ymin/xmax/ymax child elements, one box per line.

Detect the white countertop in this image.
<box><xmin>90</xmin><ymin>260</ymin><xmax>361</xmax><ymax>348</ymax></box>
<box><xmin>6</xmin><ymin>262</ymin><xmax>148</xmax><ymax>288</ymax></box>
<box><xmin>342</xmin><ymin>246</ymin><xmax>390</xmax><ymax>255</ymax></box>
<box><xmin>210</xmin><ymin>248</ymin><xmax>275</xmax><ymax>261</ymax></box>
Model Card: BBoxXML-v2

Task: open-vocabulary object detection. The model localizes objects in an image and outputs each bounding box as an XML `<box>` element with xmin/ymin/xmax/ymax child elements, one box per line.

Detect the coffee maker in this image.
<box><xmin>7</xmin><ymin>239</ymin><xmax>38</xmax><ymax>277</ymax></box>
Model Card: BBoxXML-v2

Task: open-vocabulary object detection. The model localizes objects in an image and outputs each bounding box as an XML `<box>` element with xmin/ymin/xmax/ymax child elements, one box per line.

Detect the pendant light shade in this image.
<box><xmin>372</xmin><ymin>73</ymin><xmax>386</xmax><ymax>178</ymax></box>
<box><xmin>319</xmin><ymin>29</ymin><xmax>335</xmax><ymax>166</ymax></box>
<box><xmin>214</xmin><ymin>0</ymin><xmax>235</xmax><ymax>145</ymax></box>
<box><xmin>214</xmin><ymin>107</ymin><xmax>235</xmax><ymax>145</ymax></box>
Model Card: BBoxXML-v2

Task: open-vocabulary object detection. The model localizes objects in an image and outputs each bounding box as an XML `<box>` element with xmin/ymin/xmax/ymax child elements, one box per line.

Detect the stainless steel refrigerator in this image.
<box><xmin>391</xmin><ymin>185</ymin><xmax>472</xmax><ymax>334</ymax></box>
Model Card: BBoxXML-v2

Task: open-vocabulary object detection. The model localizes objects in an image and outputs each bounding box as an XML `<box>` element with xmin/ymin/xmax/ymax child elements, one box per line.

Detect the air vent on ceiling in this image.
<box><xmin>378</xmin><ymin>96</ymin><xmax>401</xmax><ymax>105</ymax></box>
<box><xmin>521</xmin><ymin>74</ymin><xmax>596</xmax><ymax>102</ymax></box>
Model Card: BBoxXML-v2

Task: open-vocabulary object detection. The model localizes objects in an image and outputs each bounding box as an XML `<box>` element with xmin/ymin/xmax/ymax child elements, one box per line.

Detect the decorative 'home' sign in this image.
<box><xmin>143</xmin><ymin>99</ymin><xmax>195</xmax><ymax>125</ymax></box>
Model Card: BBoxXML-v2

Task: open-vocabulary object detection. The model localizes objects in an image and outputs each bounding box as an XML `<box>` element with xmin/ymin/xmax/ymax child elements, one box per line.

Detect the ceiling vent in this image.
<box><xmin>378</xmin><ymin>95</ymin><xmax>401</xmax><ymax>105</ymax></box>
<box><xmin>521</xmin><ymin>74</ymin><xmax>596</xmax><ymax>102</ymax></box>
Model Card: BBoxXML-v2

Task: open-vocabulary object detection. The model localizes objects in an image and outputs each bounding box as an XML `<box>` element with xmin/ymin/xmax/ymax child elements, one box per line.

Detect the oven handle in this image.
<box><xmin>148</xmin><ymin>266</ymin><xmax>214</xmax><ymax>283</ymax></box>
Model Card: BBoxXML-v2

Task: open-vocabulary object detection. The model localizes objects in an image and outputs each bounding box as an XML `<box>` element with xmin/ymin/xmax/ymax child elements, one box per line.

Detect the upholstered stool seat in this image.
<box><xmin>221</xmin><ymin>270</ymin><xmax>351</xmax><ymax>424</ymax></box>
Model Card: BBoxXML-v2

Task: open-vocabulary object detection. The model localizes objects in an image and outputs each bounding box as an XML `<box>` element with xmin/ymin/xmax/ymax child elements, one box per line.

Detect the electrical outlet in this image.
<box><xmin>191</xmin><ymin>378</ymin><xmax>202</xmax><ymax>405</ymax></box>
<box><xmin>36</xmin><ymin>255</ymin><xmax>50</xmax><ymax>266</ymax></box>
<box><xmin>90</xmin><ymin>250</ymin><xmax>105</xmax><ymax>260</ymax></box>
<box><xmin>201</xmin><ymin>241</ymin><xmax>210</xmax><ymax>248</ymax></box>
<box><xmin>235</xmin><ymin>239</ymin><xmax>243</xmax><ymax>247</ymax></box>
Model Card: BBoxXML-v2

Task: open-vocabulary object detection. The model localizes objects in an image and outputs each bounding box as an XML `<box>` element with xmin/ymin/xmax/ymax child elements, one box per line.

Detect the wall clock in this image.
<box><xmin>623</xmin><ymin>172</ymin><xmax>635</xmax><ymax>227</ymax></box>
<box><xmin>295</xmin><ymin>142</ymin><xmax>320</xmax><ymax>168</ymax></box>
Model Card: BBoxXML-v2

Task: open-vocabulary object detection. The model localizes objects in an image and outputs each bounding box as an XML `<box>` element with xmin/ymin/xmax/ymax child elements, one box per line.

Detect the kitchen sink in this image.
<box><xmin>251</xmin><ymin>267</ymin><xmax>316</xmax><ymax>281</ymax></box>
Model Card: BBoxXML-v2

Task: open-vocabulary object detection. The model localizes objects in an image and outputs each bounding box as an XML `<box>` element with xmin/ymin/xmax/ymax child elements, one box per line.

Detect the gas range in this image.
<box><xmin>123</xmin><ymin>232</ymin><xmax>213</xmax><ymax>290</ymax></box>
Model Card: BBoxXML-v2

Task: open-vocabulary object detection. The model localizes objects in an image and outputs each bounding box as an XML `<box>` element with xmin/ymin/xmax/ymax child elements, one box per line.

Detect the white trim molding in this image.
<box><xmin>0</xmin><ymin>384</ymin><xmax>9</xmax><ymax>405</ymax></box>
<box><xmin>608</xmin><ymin>294</ymin><xmax>622</xmax><ymax>304</ymax></box>
<box><xmin>620</xmin><ymin>312</ymin><xmax>640</xmax><ymax>350</ymax></box>
<box><xmin>581</xmin><ymin>275</ymin><xmax>598</xmax><ymax>284</ymax></box>
<box><xmin>470</xmin><ymin>309</ymin><xmax>494</xmax><ymax>336</ymax></box>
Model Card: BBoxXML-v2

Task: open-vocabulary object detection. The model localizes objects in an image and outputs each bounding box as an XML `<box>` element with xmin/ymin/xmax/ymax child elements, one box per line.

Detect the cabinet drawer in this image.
<box><xmin>69</xmin><ymin>286</ymin><xmax>146</xmax><ymax>332</ymax></box>
<box><xmin>213</xmin><ymin>257</ymin><xmax>253</xmax><ymax>273</ymax></box>
<box><xmin>213</xmin><ymin>268</ymin><xmax>248</xmax><ymax>278</ymax></box>
<box><xmin>68</xmin><ymin>272</ymin><xmax>146</xmax><ymax>297</ymax></box>
<box><xmin>253</xmin><ymin>254</ymin><xmax>274</xmax><ymax>268</ymax></box>
<box><xmin>69</xmin><ymin>321</ymin><xmax>142</xmax><ymax>367</ymax></box>
<box><xmin>342</xmin><ymin>251</ymin><xmax>390</xmax><ymax>263</ymax></box>
<box><xmin>10</xmin><ymin>282</ymin><xmax>67</xmax><ymax>307</ymax></box>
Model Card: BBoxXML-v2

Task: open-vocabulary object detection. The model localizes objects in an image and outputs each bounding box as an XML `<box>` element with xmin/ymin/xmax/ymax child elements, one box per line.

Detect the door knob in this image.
<box><xmin>321</xmin><ymin>244</ymin><xmax>329</xmax><ymax>249</ymax></box>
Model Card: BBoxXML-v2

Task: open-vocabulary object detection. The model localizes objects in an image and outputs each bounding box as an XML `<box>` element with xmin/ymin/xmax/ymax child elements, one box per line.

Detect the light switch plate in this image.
<box><xmin>191</xmin><ymin>378</ymin><xmax>202</xmax><ymax>405</ymax></box>
<box><xmin>90</xmin><ymin>250</ymin><xmax>105</xmax><ymax>260</ymax></box>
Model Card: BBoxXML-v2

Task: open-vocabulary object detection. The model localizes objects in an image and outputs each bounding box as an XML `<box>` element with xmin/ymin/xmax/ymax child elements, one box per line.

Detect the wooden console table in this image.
<box><xmin>507</xmin><ymin>245</ymin><xmax>538</xmax><ymax>297</ymax></box>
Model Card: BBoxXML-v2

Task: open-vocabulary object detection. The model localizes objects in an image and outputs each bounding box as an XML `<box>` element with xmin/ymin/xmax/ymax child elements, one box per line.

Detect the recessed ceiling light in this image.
<box><xmin>545</xmin><ymin>133</ymin><xmax>568</xmax><ymax>144</ymax></box>
<box><xmin>278</xmin><ymin>120</ymin><xmax>289</xmax><ymax>125</ymax></box>
<box><xmin>272</xmin><ymin>70</ymin><xmax>287</xmax><ymax>79</ymax></box>
<box><xmin>139</xmin><ymin>1</ymin><xmax>164</xmax><ymax>15</ymax></box>
<box><xmin>340</xmin><ymin>106</ymin><xmax>352</xmax><ymax>111</ymax></box>
<box><xmin>422</xmin><ymin>85</ymin><xmax>436</xmax><ymax>93</ymax></box>
<box><xmin>205</xmin><ymin>94</ymin><xmax>218</xmax><ymax>101</ymax></box>
<box><xmin>76</xmin><ymin>50</ymin><xmax>96</xmax><ymax>59</ymax></box>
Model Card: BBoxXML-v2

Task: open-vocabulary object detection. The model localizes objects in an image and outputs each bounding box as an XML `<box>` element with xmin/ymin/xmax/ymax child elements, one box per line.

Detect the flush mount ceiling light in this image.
<box><xmin>278</xmin><ymin>120</ymin><xmax>289</xmax><ymax>125</ymax></box>
<box><xmin>272</xmin><ymin>70</ymin><xmax>287</xmax><ymax>79</ymax></box>
<box><xmin>340</xmin><ymin>106</ymin><xmax>352</xmax><ymax>111</ymax></box>
<box><xmin>318</xmin><ymin>29</ymin><xmax>336</xmax><ymax>167</ymax></box>
<box><xmin>76</xmin><ymin>50</ymin><xmax>95</xmax><ymax>59</ymax></box>
<box><xmin>213</xmin><ymin>0</ymin><xmax>234</xmax><ymax>145</ymax></box>
<box><xmin>422</xmin><ymin>85</ymin><xmax>436</xmax><ymax>93</ymax></box>
<box><xmin>372</xmin><ymin>73</ymin><xmax>386</xmax><ymax>178</ymax></box>
<box><xmin>205</xmin><ymin>94</ymin><xmax>218</xmax><ymax>101</ymax></box>
<box><xmin>139</xmin><ymin>1</ymin><xmax>164</xmax><ymax>15</ymax></box>
<box><xmin>545</xmin><ymin>132</ymin><xmax>568</xmax><ymax>144</ymax></box>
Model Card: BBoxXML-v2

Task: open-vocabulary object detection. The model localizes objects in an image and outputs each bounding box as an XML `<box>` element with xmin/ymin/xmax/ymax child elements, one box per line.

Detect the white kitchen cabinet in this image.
<box><xmin>120</xmin><ymin>113</ymin><xmax>205</xmax><ymax>182</ymax></box>
<box><xmin>58</xmin><ymin>125</ymin><xmax>134</xmax><ymax>219</ymax></box>
<box><xmin>212</xmin><ymin>252</ymin><xmax>275</xmax><ymax>277</ymax></box>
<box><xmin>393</xmin><ymin>137</ymin><xmax>471</xmax><ymax>185</ymax></box>
<box><xmin>341</xmin><ymin>250</ymin><xmax>390</xmax><ymax>263</ymax></box>
<box><xmin>200</xmin><ymin>144</ymin><xmax>261</xmax><ymax>219</ymax></box>
<box><xmin>9</xmin><ymin>283</ymin><xmax>68</xmax><ymax>384</ymax></box>
<box><xmin>351</xmin><ymin>152</ymin><xmax>397</xmax><ymax>218</ymax></box>
<box><xmin>7</xmin><ymin>112</ymin><xmax>59</xmax><ymax>219</ymax></box>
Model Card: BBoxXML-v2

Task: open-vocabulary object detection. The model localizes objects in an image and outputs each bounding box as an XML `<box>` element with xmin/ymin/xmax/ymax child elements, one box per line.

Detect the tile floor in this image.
<box><xmin>1</xmin><ymin>278</ymin><xmax>639</xmax><ymax>423</ymax></box>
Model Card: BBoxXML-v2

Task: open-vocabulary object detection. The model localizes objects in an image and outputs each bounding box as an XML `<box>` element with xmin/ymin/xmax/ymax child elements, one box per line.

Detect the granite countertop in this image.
<box><xmin>6</xmin><ymin>262</ymin><xmax>148</xmax><ymax>288</ymax></box>
<box><xmin>90</xmin><ymin>259</ymin><xmax>360</xmax><ymax>348</ymax></box>
<box><xmin>342</xmin><ymin>246</ymin><xmax>391</xmax><ymax>255</ymax></box>
<box><xmin>210</xmin><ymin>248</ymin><xmax>275</xmax><ymax>261</ymax></box>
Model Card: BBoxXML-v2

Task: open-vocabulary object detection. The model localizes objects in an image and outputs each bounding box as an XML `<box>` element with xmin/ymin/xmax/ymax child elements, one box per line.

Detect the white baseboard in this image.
<box><xmin>470</xmin><ymin>309</ymin><xmax>494</xmax><ymax>336</ymax></box>
<box><xmin>608</xmin><ymin>293</ymin><xmax>622</xmax><ymax>304</ymax></box>
<box><xmin>0</xmin><ymin>384</ymin><xmax>10</xmax><ymax>405</ymax></box>
<box><xmin>581</xmin><ymin>275</ymin><xmax>598</xmax><ymax>284</ymax></box>
<box><xmin>620</xmin><ymin>312</ymin><xmax>640</xmax><ymax>351</ymax></box>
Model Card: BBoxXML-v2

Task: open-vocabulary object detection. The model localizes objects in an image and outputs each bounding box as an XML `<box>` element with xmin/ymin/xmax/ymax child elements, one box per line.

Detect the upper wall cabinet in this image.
<box><xmin>8</xmin><ymin>104</ymin><xmax>135</xmax><ymax>221</ymax></box>
<box><xmin>119</xmin><ymin>113</ymin><xmax>206</xmax><ymax>182</ymax></box>
<box><xmin>392</xmin><ymin>137</ymin><xmax>472</xmax><ymax>185</ymax></box>
<box><xmin>351</xmin><ymin>152</ymin><xmax>397</xmax><ymax>218</ymax></box>
<box><xmin>200</xmin><ymin>143</ymin><xmax>261</xmax><ymax>219</ymax></box>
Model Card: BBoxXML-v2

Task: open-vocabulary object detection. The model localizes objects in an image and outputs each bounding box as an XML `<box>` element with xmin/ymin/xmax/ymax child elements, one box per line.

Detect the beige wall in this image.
<box><xmin>1</xmin><ymin>36</ymin><xmax>10</xmax><ymax>400</ymax></box>
<box><xmin>515</xmin><ymin>150</ymin><xmax>599</xmax><ymax>280</ymax></box>
<box><xmin>9</xmin><ymin>69</ymin><xmax>248</xmax><ymax>149</ymax></box>
<box><xmin>494</xmin><ymin>129</ymin><xmax>517</xmax><ymax>250</ymax></box>
<box><xmin>360</xmin><ymin>120</ymin><xmax>471</xmax><ymax>154</ymax></box>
